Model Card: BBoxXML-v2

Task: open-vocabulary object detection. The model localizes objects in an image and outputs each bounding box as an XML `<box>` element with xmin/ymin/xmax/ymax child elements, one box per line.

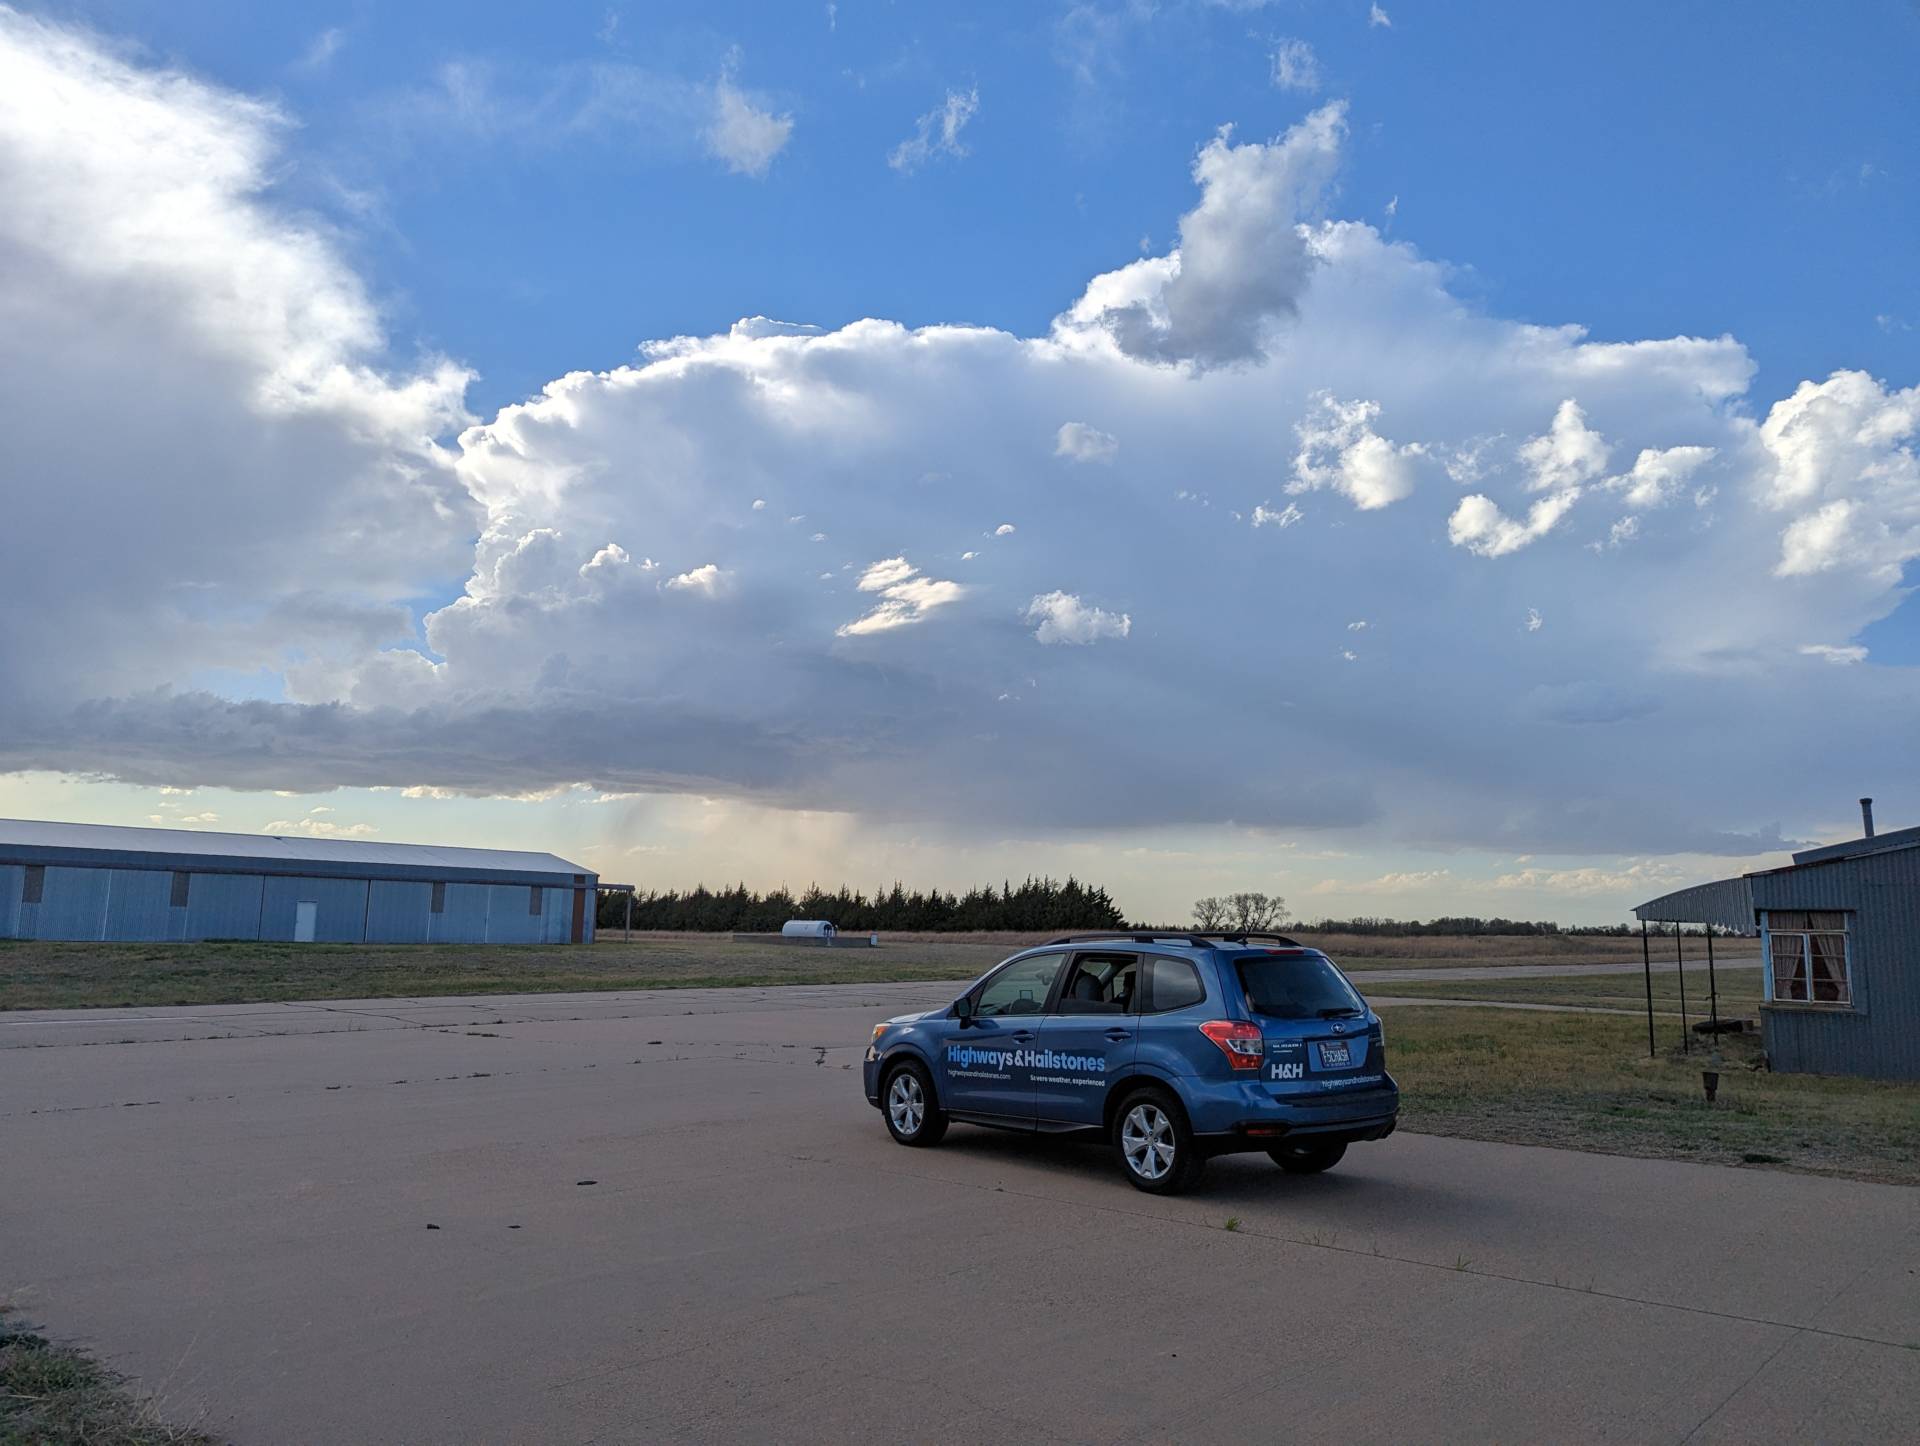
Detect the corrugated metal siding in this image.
<box><xmin>32</xmin><ymin>866</ymin><xmax>113</xmax><ymax>940</ymax></box>
<box><xmin>259</xmin><ymin>877</ymin><xmax>371</xmax><ymax>944</ymax></box>
<box><xmin>1634</xmin><ymin>877</ymin><xmax>1755</xmax><ymax>932</ymax></box>
<box><xmin>184</xmin><ymin>874</ymin><xmax>266</xmax><ymax>941</ymax></box>
<box><xmin>0</xmin><ymin>864</ymin><xmax>20</xmax><ymax>937</ymax></box>
<box><xmin>102</xmin><ymin>869</ymin><xmax>178</xmax><ymax>942</ymax></box>
<box><xmin>1</xmin><ymin>857</ymin><xmax>603</xmax><ymax>945</ymax></box>
<box><xmin>1752</xmin><ymin>846</ymin><xmax>1920</xmax><ymax>1081</ymax></box>
<box><xmin>428</xmin><ymin>883</ymin><xmax>492</xmax><ymax>945</ymax></box>
<box><xmin>367</xmin><ymin>880</ymin><xmax>432</xmax><ymax>944</ymax></box>
<box><xmin>482</xmin><ymin>884</ymin><xmax>542</xmax><ymax>945</ymax></box>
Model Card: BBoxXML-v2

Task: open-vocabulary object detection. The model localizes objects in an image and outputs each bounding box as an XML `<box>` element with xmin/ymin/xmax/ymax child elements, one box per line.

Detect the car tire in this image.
<box><xmin>1113</xmin><ymin>1087</ymin><xmax>1205</xmax><ymax>1195</ymax></box>
<box><xmin>1267</xmin><ymin>1140</ymin><xmax>1347</xmax><ymax>1175</ymax></box>
<box><xmin>881</xmin><ymin>1060</ymin><xmax>947</xmax><ymax>1147</ymax></box>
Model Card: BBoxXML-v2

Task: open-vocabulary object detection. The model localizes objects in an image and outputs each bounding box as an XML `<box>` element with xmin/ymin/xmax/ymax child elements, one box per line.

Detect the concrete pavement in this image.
<box><xmin>2</xmin><ymin>982</ymin><xmax>1913</xmax><ymax>1444</ymax></box>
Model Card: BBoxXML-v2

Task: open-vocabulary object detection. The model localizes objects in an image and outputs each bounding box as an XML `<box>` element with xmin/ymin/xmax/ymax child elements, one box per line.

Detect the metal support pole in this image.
<box><xmin>1641</xmin><ymin>918</ymin><xmax>1656</xmax><ymax>1058</ymax></box>
<box><xmin>624</xmin><ymin>891</ymin><xmax>632</xmax><ymax>942</ymax></box>
<box><xmin>1676</xmin><ymin>926</ymin><xmax>1691</xmax><ymax>1054</ymax></box>
<box><xmin>1705</xmin><ymin>926</ymin><xmax>1719</xmax><ymax>1030</ymax></box>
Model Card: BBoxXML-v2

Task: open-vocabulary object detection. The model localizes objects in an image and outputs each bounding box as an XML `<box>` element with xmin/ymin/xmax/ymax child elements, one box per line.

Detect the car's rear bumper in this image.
<box><xmin>1187</xmin><ymin>1077</ymin><xmax>1399</xmax><ymax>1156</ymax></box>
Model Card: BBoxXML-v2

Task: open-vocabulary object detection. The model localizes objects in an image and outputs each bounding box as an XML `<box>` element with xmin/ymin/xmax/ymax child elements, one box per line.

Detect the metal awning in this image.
<box><xmin>1633</xmin><ymin>876</ymin><xmax>1755</xmax><ymax>933</ymax></box>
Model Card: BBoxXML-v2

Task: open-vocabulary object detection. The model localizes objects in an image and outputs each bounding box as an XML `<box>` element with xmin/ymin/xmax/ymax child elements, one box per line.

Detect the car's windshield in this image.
<box><xmin>1235</xmin><ymin>953</ymin><xmax>1365</xmax><ymax>1020</ymax></box>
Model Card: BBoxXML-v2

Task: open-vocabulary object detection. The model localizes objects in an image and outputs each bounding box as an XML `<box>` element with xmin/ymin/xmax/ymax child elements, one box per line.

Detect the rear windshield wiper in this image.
<box><xmin>1317</xmin><ymin>1007</ymin><xmax>1362</xmax><ymax>1019</ymax></box>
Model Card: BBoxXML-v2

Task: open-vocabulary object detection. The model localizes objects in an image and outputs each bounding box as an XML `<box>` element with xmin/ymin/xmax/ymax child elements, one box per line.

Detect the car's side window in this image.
<box><xmin>1056</xmin><ymin>952</ymin><xmax>1140</xmax><ymax>1014</ymax></box>
<box><xmin>1143</xmin><ymin>956</ymin><xmax>1206</xmax><ymax>1013</ymax></box>
<box><xmin>973</xmin><ymin>952</ymin><xmax>1066</xmax><ymax>1017</ymax></box>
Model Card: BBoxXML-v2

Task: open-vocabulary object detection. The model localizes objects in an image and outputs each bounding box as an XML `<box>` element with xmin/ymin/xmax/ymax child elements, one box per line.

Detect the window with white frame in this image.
<box><xmin>1762</xmin><ymin>910</ymin><xmax>1851</xmax><ymax>1005</ymax></box>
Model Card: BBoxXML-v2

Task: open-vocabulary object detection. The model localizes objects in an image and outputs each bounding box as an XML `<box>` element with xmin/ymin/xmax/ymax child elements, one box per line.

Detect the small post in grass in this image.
<box><xmin>1641</xmin><ymin>918</ymin><xmax>1656</xmax><ymax>1058</ymax></box>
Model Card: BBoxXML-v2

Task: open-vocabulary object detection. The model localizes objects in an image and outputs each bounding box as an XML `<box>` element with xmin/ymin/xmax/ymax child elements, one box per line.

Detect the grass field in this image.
<box><xmin>0</xmin><ymin>936</ymin><xmax>1013</xmax><ymax>1011</ymax></box>
<box><xmin>850</xmin><ymin>930</ymin><xmax>1761</xmax><ymax>973</ymax></box>
<box><xmin>0</xmin><ymin>930</ymin><xmax>1758</xmax><ymax>1012</ymax></box>
<box><xmin>1380</xmin><ymin>964</ymin><xmax>1768</xmax><ymax>1014</ymax></box>
<box><xmin>1384</xmin><ymin>1006</ymin><xmax>1920</xmax><ymax>1185</ymax></box>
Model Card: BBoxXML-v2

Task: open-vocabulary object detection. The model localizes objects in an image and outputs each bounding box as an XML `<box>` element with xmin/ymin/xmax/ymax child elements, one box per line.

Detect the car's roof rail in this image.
<box><xmin>1044</xmin><ymin>931</ymin><xmax>1216</xmax><ymax>947</ymax></box>
<box><xmin>1042</xmin><ymin>930</ymin><xmax>1306</xmax><ymax>949</ymax></box>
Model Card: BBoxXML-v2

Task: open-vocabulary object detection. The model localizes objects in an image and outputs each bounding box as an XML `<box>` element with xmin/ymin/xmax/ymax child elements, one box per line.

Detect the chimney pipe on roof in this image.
<box><xmin>1860</xmin><ymin>797</ymin><xmax>1875</xmax><ymax>838</ymax></box>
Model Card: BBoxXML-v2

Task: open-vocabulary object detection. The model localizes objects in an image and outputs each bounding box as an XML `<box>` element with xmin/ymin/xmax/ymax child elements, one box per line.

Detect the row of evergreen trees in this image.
<box><xmin>596</xmin><ymin>876</ymin><xmax>1128</xmax><ymax>934</ymax></box>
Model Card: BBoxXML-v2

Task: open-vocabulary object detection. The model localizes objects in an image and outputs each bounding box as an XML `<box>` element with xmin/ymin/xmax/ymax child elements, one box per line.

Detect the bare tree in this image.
<box><xmin>1192</xmin><ymin>896</ymin><xmax>1228</xmax><ymax>930</ymax></box>
<box><xmin>1225</xmin><ymin>891</ymin><xmax>1287</xmax><ymax>932</ymax></box>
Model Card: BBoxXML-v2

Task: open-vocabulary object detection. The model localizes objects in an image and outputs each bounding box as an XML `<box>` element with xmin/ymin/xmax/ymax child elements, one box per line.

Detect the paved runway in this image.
<box><xmin>2</xmin><ymin>983</ymin><xmax>1913</xmax><ymax>1444</ymax></box>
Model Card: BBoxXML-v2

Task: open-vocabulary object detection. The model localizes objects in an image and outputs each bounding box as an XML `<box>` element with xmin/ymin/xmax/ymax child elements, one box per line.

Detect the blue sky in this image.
<box><xmin>1</xmin><ymin>2</ymin><xmax>1916</xmax><ymax>922</ymax></box>
<box><xmin>62</xmin><ymin>1</ymin><xmax>1919</xmax><ymax>413</ymax></box>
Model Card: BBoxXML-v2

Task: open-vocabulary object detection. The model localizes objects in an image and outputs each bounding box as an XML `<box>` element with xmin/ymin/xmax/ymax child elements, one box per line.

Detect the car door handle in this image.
<box><xmin>1010</xmin><ymin>1030</ymin><xmax>1036</xmax><ymax>1042</ymax></box>
<box><xmin>1104</xmin><ymin>1029</ymin><xmax>1133</xmax><ymax>1042</ymax></box>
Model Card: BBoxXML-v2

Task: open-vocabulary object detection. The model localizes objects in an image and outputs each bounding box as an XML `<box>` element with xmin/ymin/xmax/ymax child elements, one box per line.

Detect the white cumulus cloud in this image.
<box><xmin>1062</xmin><ymin>102</ymin><xmax>1346</xmax><ymax>368</ymax></box>
<box><xmin>1055</xmin><ymin>421</ymin><xmax>1120</xmax><ymax>462</ymax></box>
<box><xmin>1288</xmin><ymin>392</ymin><xmax>1424</xmax><ymax>510</ymax></box>
<box><xmin>838</xmin><ymin>558</ymin><xmax>964</xmax><ymax>636</ymax></box>
<box><xmin>1606</xmin><ymin>444</ymin><xmax>1716</xmax><ymax>509</ymax></box>
<box><xmin>1026</xmin><ymin>592</ymin><xmax>1132</xmax><ymax>645</ymax></box>
<box><xmin>1520</xmin><ymin>399</ymin><xmax>1611</xmax><ymax>492</ymax></box>
<box><xmin>664</xmin><ymin>563</ymin><xmax>729</xmax><ymax>596</ymax></box>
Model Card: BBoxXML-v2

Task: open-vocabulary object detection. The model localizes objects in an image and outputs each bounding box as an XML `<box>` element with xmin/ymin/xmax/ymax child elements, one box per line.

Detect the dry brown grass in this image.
<box><xmin>1388</xmin><ymin>1007</ymin><xmax>1920</xmax><ymax>1185</ymax></box>
<box><xmin>1</xmin><ymin>930</ymin><xmax>1763</xmax><ymax>1011</ymax></box>
<box><xmin>597</xmin><ymin>928</ymin><xmax>1758</xmax><ymax>971</ymax></box>
<box><xmin>0</xmin><ymin>1307</ymin><xmax>216</xmax><ymax>1444</ymax></box>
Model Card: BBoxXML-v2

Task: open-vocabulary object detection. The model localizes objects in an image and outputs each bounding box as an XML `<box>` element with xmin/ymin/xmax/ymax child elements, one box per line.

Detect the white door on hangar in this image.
<box><xmin>294</xmin><ymin>900</ymin><xmax>317</xmax><ymax>943</ymax></box>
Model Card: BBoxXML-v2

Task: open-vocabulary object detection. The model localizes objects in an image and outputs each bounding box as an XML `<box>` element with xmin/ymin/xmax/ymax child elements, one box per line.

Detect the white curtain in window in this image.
<box><xmin>1808</xmin><ymin>932</ymin><xmax>1849</xmax><ymax>1003</ymax></box>
<box><xmin>1770</xmin><ymin>931</ymin><xmax>1808</xmax><ymax>1001</ymax></box>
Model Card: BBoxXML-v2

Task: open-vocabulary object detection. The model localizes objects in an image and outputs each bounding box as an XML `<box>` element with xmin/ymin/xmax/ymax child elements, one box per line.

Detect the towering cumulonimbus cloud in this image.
<box><xmin>0</xmin><ymin>12</ymin><xmax>1916</xmax><ymax>857</ymax></box>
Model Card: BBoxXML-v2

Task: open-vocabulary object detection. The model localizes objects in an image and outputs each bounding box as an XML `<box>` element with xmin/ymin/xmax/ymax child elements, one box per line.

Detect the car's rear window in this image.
<box><xmin>1234</xmin><ymin>952</ymin><xmax>1364</xmax><ymax>1020</ymax></box>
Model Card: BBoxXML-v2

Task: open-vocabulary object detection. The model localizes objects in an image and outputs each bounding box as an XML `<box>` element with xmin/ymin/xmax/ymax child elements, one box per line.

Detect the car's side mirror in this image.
<box><xmin>953</xmin><ymin>995</ymin><xmax>975</xmax><ymax>1026</ymax></box>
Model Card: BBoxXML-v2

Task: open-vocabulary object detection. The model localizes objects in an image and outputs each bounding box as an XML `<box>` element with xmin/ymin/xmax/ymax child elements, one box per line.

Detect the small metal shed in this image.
<box><xmin>1636</xmin><ymin>805</ymin><xmax>1920</xmax><ymax>1081</ymax></box>
<box><xmin>781</xmin><ymin>919</ymin><xmax>837</xmax><ymax>940</ymax></box>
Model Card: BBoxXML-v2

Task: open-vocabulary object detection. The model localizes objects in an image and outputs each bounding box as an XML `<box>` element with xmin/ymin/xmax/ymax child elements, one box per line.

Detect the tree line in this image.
<box><xmin>594</xmin><ymin>882</ymin><xmax>1704</xmax><ymax>938</ymax></box>
<box><xmin>1288</xmin><ymin>916</ymin><xmax>1719</xmax><ymax>937</ymax></box>
<box><xmin>596</xmin><ymin>876</ymin><xmax>1128</xmax><ymax>933</ymax></box>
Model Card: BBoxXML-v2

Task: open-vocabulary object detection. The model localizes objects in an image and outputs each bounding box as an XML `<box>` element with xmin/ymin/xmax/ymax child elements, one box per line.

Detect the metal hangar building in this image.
<box><xmin>0</xmin><ymin>819</ymin><xmax>599</xmax><ymax>945</ymax></box>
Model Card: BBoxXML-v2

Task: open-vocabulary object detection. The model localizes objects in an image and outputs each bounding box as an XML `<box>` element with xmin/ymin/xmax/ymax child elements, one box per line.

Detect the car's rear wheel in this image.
<box><xmin>1268</xmin><ymin>1139</ymin><xmax>1346</xmax><ymax>1175</ymax></box>
<box><xmin>1114</xmin><ymin>1088</ymin><xmax>1204</xmax><ymax>1194</ymax></box>
<box><xmin>882</xmin><ymin>1061</ymin><xmax>948</xmax><ymax>1147</ymax></box>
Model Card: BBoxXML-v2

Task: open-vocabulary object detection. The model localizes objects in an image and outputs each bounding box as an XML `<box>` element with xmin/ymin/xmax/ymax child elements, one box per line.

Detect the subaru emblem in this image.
<box><xmin>1332</xmin><ymin>1023</ymin><xmax>1345</xmax><ymax>1034</ymax></box>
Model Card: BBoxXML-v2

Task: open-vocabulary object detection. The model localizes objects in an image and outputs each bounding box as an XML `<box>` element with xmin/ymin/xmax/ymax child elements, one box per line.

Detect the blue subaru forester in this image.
<box><xmin>863</xmin><ymin>933</ymin><xmax>1398</xmax><ymax>1193</ymax></box>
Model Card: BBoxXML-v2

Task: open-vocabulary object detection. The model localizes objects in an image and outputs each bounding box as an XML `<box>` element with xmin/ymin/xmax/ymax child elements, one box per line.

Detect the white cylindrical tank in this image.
<box><xmin>781</xmin><ymin>919</ymin><xmax>837</xmax><ymax>939</ymax></box>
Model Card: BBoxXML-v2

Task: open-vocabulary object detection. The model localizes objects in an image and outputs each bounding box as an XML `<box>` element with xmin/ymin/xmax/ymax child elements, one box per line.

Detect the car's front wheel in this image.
<box><xmin>882</xmin><ymin>1061</ymin><xmax>948</xmax><ymax>1147</ymax></box>
<box><xmin>1114</xmin><ymin>1088</ymin><xmax>1205</xmax><ymax>1194</ymax></box>
<box><xmin>1268</xmin><ymin>1139</ymin><xmax>1346</xmax><ymax>1175</ymax></box>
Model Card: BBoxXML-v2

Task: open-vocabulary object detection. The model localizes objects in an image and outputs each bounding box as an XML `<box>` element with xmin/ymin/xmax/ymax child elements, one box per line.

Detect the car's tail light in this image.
<box><xmin>1198</xmin><ymin>1019</ymin><xmax>1264</xmax><ymax>1070</ymax></box>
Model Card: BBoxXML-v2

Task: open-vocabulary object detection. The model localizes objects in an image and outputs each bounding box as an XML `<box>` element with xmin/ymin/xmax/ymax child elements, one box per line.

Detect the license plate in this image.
<box><xmin>1318</xmin><ymin>1041</ymin><xmax>1351</xmax><ymax>1068</ymax></box>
